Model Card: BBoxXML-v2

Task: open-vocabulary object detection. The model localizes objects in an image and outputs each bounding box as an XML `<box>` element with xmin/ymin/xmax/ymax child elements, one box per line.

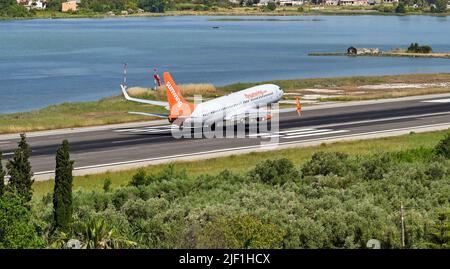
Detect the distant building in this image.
<box><xmin>339</xmin><ymin>0</ymin><xmax>369</xmax><ymax>6</ymax></box>
<box><xmin>380</xmin><ymin>0</ymin><xmax>399</xmax><ymax>4</ymax></box>
<box><xmin>347</xmin><ymin>47</ymin><xmax>380</xmax><ymax>55</ymax></box>
<box><xmin>257</xmin><ymin>0</ymin><xmax>304</xmax><ymax>6</ymax></box>
<box><xmin>279</xmin><ymin>0</ymin><xmax>304</xmax><ymax>6</ymax></box>
<box><xmin>325</xmin><ymin>0</ymin><xmax>339</xmax><ymax>5</ymax></box>
<box><xmin>16</xmin><ymin>0</ymin><xmax>46</xmax><ymax>10</ymax></box>
<box><xmin>62</xmin><ymin>0</ymin><xmax>77</xmax><ymax>12</ymax></box>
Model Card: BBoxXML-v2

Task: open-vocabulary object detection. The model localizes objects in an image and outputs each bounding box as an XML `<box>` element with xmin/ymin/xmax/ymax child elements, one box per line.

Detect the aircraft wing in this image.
<box><xmin>224</xmin><ymin>107</ymin><xmax>272</xmax><ymax>121</ymax></box>
<box><xmin>121</xmin><ymin>84</ymin><xmax>169</xmax><ymax>109</ymax></box>
<box><xmin>225</xmin><ymin>97</ymin><xmax>302</xmax><ymax>120</ymax></box>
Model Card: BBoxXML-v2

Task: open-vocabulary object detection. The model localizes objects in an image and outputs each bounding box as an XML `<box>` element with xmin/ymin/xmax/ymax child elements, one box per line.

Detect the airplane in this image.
<box><xmin>120</xmin><ymin>72</ymin><xmax>301</xmax><ymax>130</ymax></box>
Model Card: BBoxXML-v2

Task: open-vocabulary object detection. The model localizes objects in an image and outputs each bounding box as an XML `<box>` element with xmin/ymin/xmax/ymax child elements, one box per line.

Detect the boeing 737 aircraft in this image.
<box><xmin>121</xmin><ymin>72</ymin><xmax>301</xmax><ymax>128</ymax></box>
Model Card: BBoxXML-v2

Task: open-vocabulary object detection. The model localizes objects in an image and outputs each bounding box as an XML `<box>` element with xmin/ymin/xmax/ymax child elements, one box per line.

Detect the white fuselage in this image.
<box><xmin>184</xmin><ymin>84</ymin><xmax>283</xmax><ymax>125</ymax></box>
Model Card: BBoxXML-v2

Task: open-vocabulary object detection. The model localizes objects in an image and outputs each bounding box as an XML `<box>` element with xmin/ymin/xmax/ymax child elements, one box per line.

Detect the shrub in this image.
<box><xmin>377</xmin><ymin>5</ymin><xmax>395</xmax><ymax>13</ymax></box>
<box><xmin>302</xmin><ymin>152</ymin><xmax>350</xmax><ymax>177</ymax></box>
<box><xmin>174</xmin><ymin>3</ymin><xmax>197</xmax><ymax>10</ymax></box>
<box><xmin>112</xmin><ymin>188</ymin><xmax>131</xmax><ymax>209</ymax></box>
<box><xmin>435</xmin><ymin>133</ymin><xmax>450</xmax><ymax>158</ymax></box>
<box><xmin>395</xmin><ymin>2</ymin><xmax>406</xmax><ymax>13</ymax></box>
<box><xmin>265</xmin><ymin>1</ymin><xmax>276</xmax><ymax>11</ymax></box>
<box><xmin>138</xmin><ymin>0</ymin><xmax>167</xmax><ymax>13</ymax></box>
<box><xmin>197</xmin><ymin>215</ymin><xmax>286</xmax><ymax>248</ymax></box>
<box><xmin>424</xmin><ymin>209</ymin><xmax>450</xmax><ymax>248</ymax></box>
<box><xmin>434</xmin><ymin>0</ymin><xmax>448</xmax><ymax>13</ymax></box>
<box><xmin>122</xmin><ymin>199</ymin><xmax>153</xmax><ymax>222</ymax></box>
<box><xmin>0</xmin><ymin>195</ymin><xmax>43</xmax><ymax>248</ymax></box>
<box><xmin>361</xmin><ymin>153</ymin><xmax>392</xmax><ymax>180</ymax></box>
<box><xmin>425</xmin><ymin>161</ymin><xmax>448</xmax><ymax>180</ymax></box>
<box><xmin>129</xmin><ymin>169</ymin><xmax>147</xmax><ymax>187</ymax></box>
<box><xmin>249</xmin><ymin>158</ymin><xmax>299</xmax><ymax>185</ymax></box>
<box><xmin>103</xmin><ymin>178</ymin><xmax>112</xmax><ymax>192</ymax></box>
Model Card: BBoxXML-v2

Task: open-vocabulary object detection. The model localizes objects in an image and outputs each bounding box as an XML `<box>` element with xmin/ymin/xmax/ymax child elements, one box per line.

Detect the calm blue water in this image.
<box><xmin>1</xmin><ymin>15</ymin><xmax>450</xmax><ymax>114</ymax></box>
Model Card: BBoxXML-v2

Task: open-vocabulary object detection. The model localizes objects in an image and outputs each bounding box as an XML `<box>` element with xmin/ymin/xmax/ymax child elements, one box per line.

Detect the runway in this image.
<box><xmin>1</xmin><ymin>93</ymin><xmax>450</xmax><ymax>181</ymax></box>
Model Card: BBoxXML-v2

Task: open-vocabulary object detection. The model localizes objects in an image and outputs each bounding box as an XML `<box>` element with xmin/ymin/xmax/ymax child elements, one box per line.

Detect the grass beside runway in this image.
<box><xmin>32</xmin><ymin>128</ymin><xmax>450</xmax><ymax>200</ymax></box>
<box><xmin>2</xmin><ymin>73</ymin><xmax>450</xmax><ymax>134</ymax></box>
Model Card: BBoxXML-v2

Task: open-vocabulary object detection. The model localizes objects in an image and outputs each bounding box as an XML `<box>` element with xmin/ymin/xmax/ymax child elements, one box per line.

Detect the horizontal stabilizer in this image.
<box><xmin>128</xmin><ymin>111</ymin><xmax>169</xmax><ymax>118</ymax></box>
<box><xmin>121</xmin><ymin>84</ymin><xmax>169</xmax><ymax>109</ymax></box>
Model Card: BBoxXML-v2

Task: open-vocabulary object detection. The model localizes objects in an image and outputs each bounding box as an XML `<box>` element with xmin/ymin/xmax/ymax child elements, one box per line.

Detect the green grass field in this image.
<box><xmin>32</xmin><ymin>129</ymin><xmax>450</xmax><ymax>200</ymax></box>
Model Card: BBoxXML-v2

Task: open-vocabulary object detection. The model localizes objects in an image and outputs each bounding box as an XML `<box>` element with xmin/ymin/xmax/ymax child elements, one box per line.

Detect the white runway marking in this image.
<box><xmin>2</xmin><ymin>152</ymin><xmax>14</xmax><ymax>156</ymax></box>
<box><xmin>115</xmin><ymin>125</ymin><xmax>173</xmax><ymax>133</ymax></box>
<box><xmin>422</xmin><ymin>99</ymin><xmax>450</xmax><ymax>103</ymax></box>
<box><xmin>277</xmin><ymin>128</ymin><xmax>315</xmax><ymax>134</ymax></box>
<box><xmin>283</xmin><ymin>130</ymin><xmax>349</xmax><ymax>139</ymax></box>
<box><xmin>248</xmin><ymin>128</ymin><xmax>348</xmax><ymax>139</ymax></box>
<box><xmin>280</xmin><ymin>129</ymin><xmax>333</xmax><ymax>135</ymax></box>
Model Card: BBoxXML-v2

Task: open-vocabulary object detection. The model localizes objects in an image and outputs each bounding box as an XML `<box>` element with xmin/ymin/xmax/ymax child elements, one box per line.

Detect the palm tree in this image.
<box><xmin>79</xmin><ymin>218</ymin><xmax>136</xmax><ymax>249</ymax></box>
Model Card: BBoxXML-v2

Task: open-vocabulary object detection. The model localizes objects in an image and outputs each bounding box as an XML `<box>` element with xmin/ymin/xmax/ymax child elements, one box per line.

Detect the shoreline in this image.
<box><xmin>2</xmin><ymin>8</ymin><xmax>450</xmax><ymax>21</ymax></box>
<box><xmin>309</xmin><ymin>51</ymin><xmax>450</xmax><ymax>59</ymax></box>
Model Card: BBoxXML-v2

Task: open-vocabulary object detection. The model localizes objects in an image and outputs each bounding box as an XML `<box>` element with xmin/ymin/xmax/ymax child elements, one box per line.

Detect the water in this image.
<box><xmin>1</xmin><ymin>15</ymin><xmax>450</xmax><ymax>114</ymax></box>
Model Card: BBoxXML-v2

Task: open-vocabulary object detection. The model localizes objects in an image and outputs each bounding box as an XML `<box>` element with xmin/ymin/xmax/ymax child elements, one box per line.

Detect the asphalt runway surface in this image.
<box><xmin>1</xmin><ymin>94</ymin><xmax>450</xmax><ymax>180</ymax></box>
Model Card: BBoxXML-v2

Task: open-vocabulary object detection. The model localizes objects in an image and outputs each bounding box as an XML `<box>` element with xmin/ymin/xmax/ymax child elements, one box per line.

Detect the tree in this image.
<box><xmin>434</xmin><ymin>0</ymin><xmax>448</xmax><ymax>13</ymax></box>
<box><xmin>302</xmin><ymin>151</ymin><xmax>350</xmax><ymax>177</ymax></box>
<box><xmin>129</xmin><ymin>168</ymin><xmax>147</xmax><ymax>187</ymax></box>
<box><xmin>266</xmin><ymin>1</ymin><xmax>276</xmax><ymax>11</ymax></box>
<box><xmin>0</xmin><ymin>0</ymin><xmax>14</xmax><ymax>9</ymax></box>
<box><xmin>46</xmin><ymin>0</ymin><xmax>63</xmax><ymax>11</ymax></box>
<box><xmin>395</xmin><ymin>2</ymin><xmax>407</xmax><ymax>13</ymax></box>
<box><xmin>138</xmin><ymin>0</ymin><xmax>167</xmax><ymax>12</ymax></box>
<box><xmin>249</xmin><ymin>158</ymin><xmax>299</xmax><ymax>185</ymax></box>
<box><xmin>0</xmin><ymin>194</ymin><xmax>43</xmax><ymax>248</ymax></box>
<box><xmin>7</xmin><ymin>134</ymin><xmax>33</xmax><ymax>203</ymax></box>
<box><xmin>0</xmin><ymin>0</ymin><xmax>29</xmax><ymax>17</ymax></box>
<box><xmin>53</xmin><ymin>140</ymin><xmax>74</xmax><ymax>231</ymax></box>
<box><xmin>0</xmin><ymin>151</ymin><xmax>5</xmax><ymax>197</ymax></box>
<box><xmin>435</xmin><ymin>133</ymin><xmax>450</xmax><ymax>158</ymax></box>
<box><xmin>407</xmin><ymin>42</ymin><xmax>432</xmax><ymax>53</ymax></box>
<box><xmin>425</xmin><ymin>210</ymin><xmax>450</xmax><ymax>248</ymax></box>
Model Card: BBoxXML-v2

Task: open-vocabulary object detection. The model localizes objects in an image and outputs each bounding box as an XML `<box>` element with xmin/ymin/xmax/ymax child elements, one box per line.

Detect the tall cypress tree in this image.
<box><xmin>7</xmin><ymin>133</ymin><xmax>33</xmax><ymax>203</ymax></box>
<box><xmin>0</xmin><ymin>151</ymin><xmax>5</xmax><ymax>197</ymax></box>
<box><xmin>53</xmin><ymin>140</ymin><xmax>74</xmax><ymax>230</ymax></box>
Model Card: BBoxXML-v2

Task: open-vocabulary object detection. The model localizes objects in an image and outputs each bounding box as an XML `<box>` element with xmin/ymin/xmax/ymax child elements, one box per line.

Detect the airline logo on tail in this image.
<box><xmin>166</xmin><ymin>81</ymin><xmax>183</xmax><ymax>108</ymax></box>
<box><xmin>163</xmin><ymin>72</ymin><xmax>195</xmax><ymax>120</ymax></box>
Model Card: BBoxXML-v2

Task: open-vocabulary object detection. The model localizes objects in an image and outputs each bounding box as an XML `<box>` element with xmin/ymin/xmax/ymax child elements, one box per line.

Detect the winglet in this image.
<box><xmin>296</xmin><ymin>96</ymin><xmax>302</xmax><ymax>117</ymax></box>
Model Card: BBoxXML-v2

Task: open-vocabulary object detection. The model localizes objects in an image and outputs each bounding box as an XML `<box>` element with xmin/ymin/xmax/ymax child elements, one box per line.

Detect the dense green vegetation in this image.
<box><xmin>2</xmin><ymin>131</ymin><xmax>450</xmax><ymax>248</ymax></box>
<box><xmin>1</xmin><ymin>0</ymin><xmax>449</xmax><ymax>19</ymax></box>
<box><xmin>0</xmin><ymin>0</ymin><xmax>31</xmax><ymax>18</ymax></box>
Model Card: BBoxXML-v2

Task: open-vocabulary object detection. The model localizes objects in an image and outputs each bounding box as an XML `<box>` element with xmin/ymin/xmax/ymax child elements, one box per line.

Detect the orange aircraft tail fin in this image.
<box><xmin>163</xmin><ymin>72</ymin><xmax>195</xmax><ymax>121</ymax></box>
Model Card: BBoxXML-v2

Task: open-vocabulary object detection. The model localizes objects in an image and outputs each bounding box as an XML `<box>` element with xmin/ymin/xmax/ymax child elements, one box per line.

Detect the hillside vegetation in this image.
<box><xmin>21</xmin><ymin>131</ymin><xmax>450</xmax><ymax>248</ymax></box>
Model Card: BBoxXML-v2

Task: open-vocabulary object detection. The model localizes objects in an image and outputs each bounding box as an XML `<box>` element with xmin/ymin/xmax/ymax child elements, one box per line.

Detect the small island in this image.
<box><xmin>309</xmin><ymin>43</ymin><xmax>450</xmax><ymax>59</ymax></box>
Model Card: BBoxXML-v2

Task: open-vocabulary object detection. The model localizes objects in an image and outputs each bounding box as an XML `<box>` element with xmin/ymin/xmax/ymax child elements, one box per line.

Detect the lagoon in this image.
<box><xmin>1</xmin><ymin>15</ymin><xmax>450</xmax><ymax>113</ymax></box>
